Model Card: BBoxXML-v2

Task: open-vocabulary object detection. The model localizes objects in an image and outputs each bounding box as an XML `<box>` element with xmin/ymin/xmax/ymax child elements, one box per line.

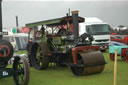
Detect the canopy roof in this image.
<box><xmin>26</xmin><ymin>16</ymin><xmax>84</xmax><ymax>27</ymax></box>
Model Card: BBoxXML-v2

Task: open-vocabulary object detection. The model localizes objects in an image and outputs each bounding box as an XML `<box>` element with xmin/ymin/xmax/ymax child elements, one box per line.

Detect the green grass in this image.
<box><xmin>15</xmin><ymin>51</ymin><xmax>27</xmax><ymax>54</ymax></box>
<box><xmin>0</xmin><ymin>51</ymin><xmax>128</xmax><ymax>85</ymax></box>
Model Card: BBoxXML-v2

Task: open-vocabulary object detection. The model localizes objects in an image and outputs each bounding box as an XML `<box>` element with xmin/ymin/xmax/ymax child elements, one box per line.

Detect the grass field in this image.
<box><xmin>0</xmin><ymin>51</ymin><xmax>128</xmax><ymax>85</ymax></box>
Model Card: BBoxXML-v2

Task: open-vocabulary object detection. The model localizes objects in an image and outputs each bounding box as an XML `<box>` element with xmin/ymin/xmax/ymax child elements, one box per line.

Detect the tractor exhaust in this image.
<box><xmin>0</xmin><ymin>0</ymin><xmax>2</xmax><ymax>38</ymax></box>
<box><xmin>72</xmin><ymin>11</ymin><xmax>79</xmax><ymax>43</ymax></box>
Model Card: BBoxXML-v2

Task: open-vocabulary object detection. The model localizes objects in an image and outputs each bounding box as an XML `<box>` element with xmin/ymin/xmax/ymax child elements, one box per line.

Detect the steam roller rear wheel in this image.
<box><xmin>70</xmin><ymin>50</ymin><xmax>106</xmax><ymax>76</ymax></box>
<box><xmin>31</xmin><ymin>45</ymin><xmax>49</xmax><ymax>70</ymax></box>
<box><xmin>13</xmin><ymin>56</ymin><xmax>30</xmax><ymax>85</ymax></box>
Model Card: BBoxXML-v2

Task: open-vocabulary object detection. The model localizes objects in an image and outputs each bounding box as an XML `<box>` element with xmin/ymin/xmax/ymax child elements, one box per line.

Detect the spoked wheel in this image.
<box><xmin>110</xmin><ymin>53</ymin><xmax>115</xmax><ymax>61</ymax></box>
<box><xmin>70</xmin><ymin>53</ymin><xmax>84</xmax><ymax>76</ymax></box>
<box><xmin>31</xmin><ymin>45</ymin><xmax>49</xmax><ymax>70</ymax></box>
<box><xmin>13</xmin><ymin>56</ymin><xmax>30</xmax><ymax>85</ymax></box>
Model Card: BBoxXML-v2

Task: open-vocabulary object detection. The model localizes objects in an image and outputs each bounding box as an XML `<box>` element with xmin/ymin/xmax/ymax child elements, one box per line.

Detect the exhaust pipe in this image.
<box><xmin>72</xmin><ymin>11</ymin><xmax>79</xmax><ymax>43</ymax></box>
<box><xmin>0</xmin><ymin>0</ymin><xmax>2</xmax><ymax>38</ymax></box>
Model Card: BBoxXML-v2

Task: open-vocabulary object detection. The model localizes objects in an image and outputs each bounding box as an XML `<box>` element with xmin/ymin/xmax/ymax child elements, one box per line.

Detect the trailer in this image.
<box><xmin>109</xmin><ymin>31</ymin><xmax>128</xmax><ymax>62</ymax></box>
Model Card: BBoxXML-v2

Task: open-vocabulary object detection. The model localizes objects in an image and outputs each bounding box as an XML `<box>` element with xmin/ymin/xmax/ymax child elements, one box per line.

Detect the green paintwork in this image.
<box><xmin>41</xmin><ymin>34</ymin><xmax>47</xmax><ymax>43</ymax></box>
<box><xmin>52</xmin><ymin>37</ymin><xmax>62</xmax><ymax>45</ymax></box>
<box><xmin>0</xmin><ymin>68</ymin><xmax>14</xmax><ymax>78</ymax></box>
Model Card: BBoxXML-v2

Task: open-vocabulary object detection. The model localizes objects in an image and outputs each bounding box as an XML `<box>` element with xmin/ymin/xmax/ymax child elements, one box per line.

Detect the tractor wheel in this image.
<box><xmin>30</xmin><ymin>44</ymin><xmax>49</xmax><ymax>70</ymax></box>
<box><xmin>100</xmin><ymin>49</ymin><xmax>106</xmax><ymax>52</ymax></box>
<box><xmin>13</xmin><ymin>55</ymin><xmax>30</xmax><ymax>85</ymax></box>
<box><xmin>110</xmin><ymin>53</ymin><xmax>115</xmax><ymax>61</ymax></box>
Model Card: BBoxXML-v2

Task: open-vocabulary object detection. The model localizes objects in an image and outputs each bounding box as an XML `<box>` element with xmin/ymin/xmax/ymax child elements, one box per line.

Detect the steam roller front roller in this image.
<box><xmin>70</xmin><ymin>46</ymin><xmax>106</xmax><ymax>76</ymax></box>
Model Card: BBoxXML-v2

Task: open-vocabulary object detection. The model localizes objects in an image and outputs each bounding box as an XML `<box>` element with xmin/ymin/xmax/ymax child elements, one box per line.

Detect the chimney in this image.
<box><xmin>72</xmin><ymin>11</ymin><xmax>79</xmax><ymax>43</ymax></box>
<box><xmin>0</xmin><ymin>0</ymin><xmax>2</xmax><ymax>38</ymax></box>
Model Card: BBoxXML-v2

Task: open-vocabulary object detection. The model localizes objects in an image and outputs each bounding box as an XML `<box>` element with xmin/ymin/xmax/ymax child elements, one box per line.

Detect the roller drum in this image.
<box><xmin>71</xmin><ymin>50</ymin><xmax>106</xmax><ymax>76</ymax></box>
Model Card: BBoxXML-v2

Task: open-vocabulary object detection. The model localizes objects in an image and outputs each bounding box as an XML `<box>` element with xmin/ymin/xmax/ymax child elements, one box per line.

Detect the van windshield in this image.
<box><xmin>87</xmin><ymin>24</ymin><xmax>110</xmax><ymax>35</ymax></box>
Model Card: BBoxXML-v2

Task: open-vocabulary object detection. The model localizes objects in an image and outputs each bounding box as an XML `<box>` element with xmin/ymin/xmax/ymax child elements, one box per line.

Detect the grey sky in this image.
<box><xmin>2</xmin><ymin>1</ymin><xmax>128</xmax><ymax>28</ymax></box>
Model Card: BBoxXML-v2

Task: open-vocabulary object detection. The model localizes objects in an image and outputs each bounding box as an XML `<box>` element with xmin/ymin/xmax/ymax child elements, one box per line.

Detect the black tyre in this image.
<box><xmin>30</xmin><ymin>44</ymin><xmax>49</xmax><ymax>70</ymax></box>
<box><xmin>100</xmin><ymin>49</ymin><xmax>106</xmax><ymax>52</ymax></box>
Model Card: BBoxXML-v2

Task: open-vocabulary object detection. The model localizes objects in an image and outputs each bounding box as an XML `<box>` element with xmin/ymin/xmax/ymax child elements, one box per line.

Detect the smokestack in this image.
<box><xmin>0</xmin><ymin>0</ymin><xmax>2</xmax><ymax>38</ymax></box>
<box><xmin>72</xmin><ymin>11</ymin><xmax>79</xmax><ymax>43</ymax></box>
<box><xmin>16</xmin><ymin>16</ymin><xmax>19</xmax><ymax>27</ymax></box>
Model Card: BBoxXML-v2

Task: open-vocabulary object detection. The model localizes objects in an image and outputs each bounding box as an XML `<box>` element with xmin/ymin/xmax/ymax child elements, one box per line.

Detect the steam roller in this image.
<box><xmin>26</xmin><ymin>10</ymin><xmax>106</xmax><ymax>76</ymax></box>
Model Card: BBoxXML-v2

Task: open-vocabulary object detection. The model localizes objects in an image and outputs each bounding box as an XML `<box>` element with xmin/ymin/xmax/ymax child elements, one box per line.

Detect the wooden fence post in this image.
<box><xmin>114</xmin><ymin>49</ymin><xmax>117</xmax><ymax>85</ymax></box>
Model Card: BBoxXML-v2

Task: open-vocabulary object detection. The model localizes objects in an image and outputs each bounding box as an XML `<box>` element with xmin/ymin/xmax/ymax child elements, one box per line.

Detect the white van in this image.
<box><xmin>79</xmin><ymin>17</ymin><xmax>110</xmax><ymax>52</ymax></box>
<box><xmin>3</xmin><ymin>30</ymin><xmax>16</xmax><ymax>50</ymax></box>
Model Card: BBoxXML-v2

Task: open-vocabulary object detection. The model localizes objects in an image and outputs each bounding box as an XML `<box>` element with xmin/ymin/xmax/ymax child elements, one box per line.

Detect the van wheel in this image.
<box><xmin>101</xmin><ymin>49</ymin><xmax>106</xmax><ymax>52</ymax></box>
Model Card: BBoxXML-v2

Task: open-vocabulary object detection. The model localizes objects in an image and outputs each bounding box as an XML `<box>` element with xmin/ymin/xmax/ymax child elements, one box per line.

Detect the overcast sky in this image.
<box><xmin>1</xmin><ymin>0</ymin><xmax>128</xmax><ymax>28</ymax></box>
